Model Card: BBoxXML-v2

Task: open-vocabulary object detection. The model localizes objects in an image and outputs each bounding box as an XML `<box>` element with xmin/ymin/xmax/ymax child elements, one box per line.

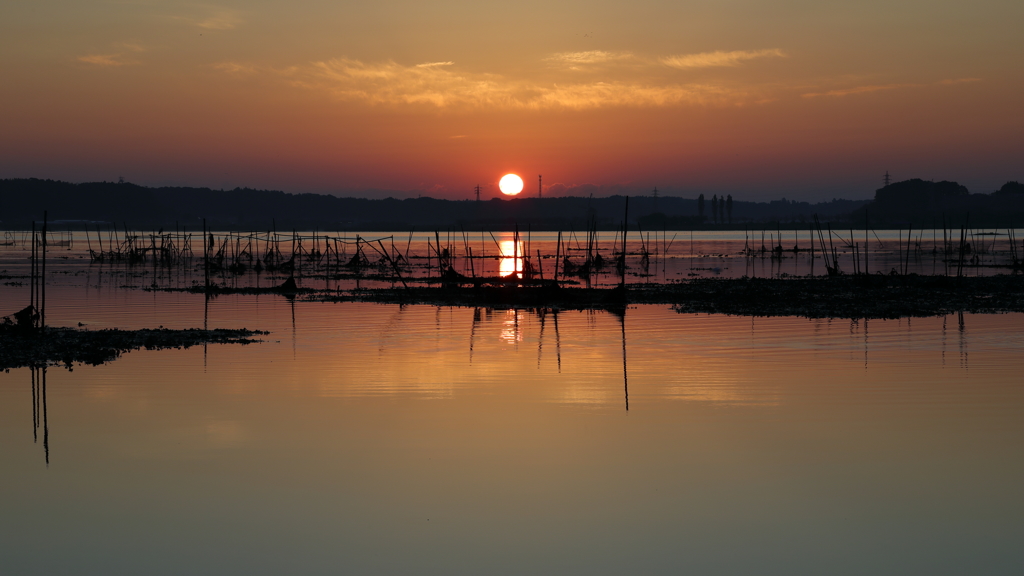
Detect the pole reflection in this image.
<box><xmin>26</xmin><ymin>367</ymin><xmax>49</xmax><ymax>465</ymax></box>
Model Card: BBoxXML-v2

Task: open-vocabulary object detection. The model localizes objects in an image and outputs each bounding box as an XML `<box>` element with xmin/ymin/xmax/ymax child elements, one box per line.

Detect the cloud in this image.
<box><xmin>546</xmin><ymin>51</ymin><xmax>635</xmax><ymax>65</ymax></box>
<box><xmin>196</xmin><ymin>7</ymin><xmax>242</xmax><ymax>30</ymax></box>
<box><xmin>532</xmin><ymin>82</ymin><xmax>737</xmax><ymax>109</ymax></box>
<box><xmin>167</xmin><ymin>6</ymin><xmax>241</xmax><ymax>30</ymax></box>
<box><xmin>662</xmin><ymin>49</ymin><xmax>785</xmax><ymax>69</ymax></box>
<box><xmin>213</xmin><ymin>61</ymin><xmax>257</xmax><ymax>74</ymax></box>
<box><xmin>77</xmin><ymin>41</ymin><xmax>148</xmax><ymax>67</ymax></box>
<box><xmin>417</xmin><ymin>61</ymin><xmax>454</xmax><ymax>68</ymax></box>
<box><xmin>301</xmin><ymin>58</ymin><xmax>519</xmax><ymax>107</ymax></box>
<box><xmin>938</xmin><ymin>77</ymin><xmax>981</xmax><ymax>85</ymax></box>
<box><xmin>802</xmin><ymin>83</ymin><xmax>911</xmax><ymax>98</ymax></box>
<box><xmin>801</xmin><ymin>78</ymin><xmax>980</xmax><ymax>98</ymax></box>
<box><xmin>283</xmin><ymin>57</ymin><xmax>756</xmax><ymax>110</ymax></box>
<box><xmin>78</xmin><ymin>54</ymin><xmax>125</xmax><ymax>66</ymax></box>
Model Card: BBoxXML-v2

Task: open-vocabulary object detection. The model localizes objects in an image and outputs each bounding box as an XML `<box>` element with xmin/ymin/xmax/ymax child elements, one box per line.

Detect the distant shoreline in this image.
<box><xmin>4</xmin><ymin>176</ymin><xmax>1023</xmax><ymax>231</ymax></box>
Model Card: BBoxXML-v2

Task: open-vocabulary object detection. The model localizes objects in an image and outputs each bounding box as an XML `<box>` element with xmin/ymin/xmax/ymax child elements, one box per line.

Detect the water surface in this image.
<box><xmin>1</xmin><ymin>236</ymin><xmax>1022</xmax><ymax>575</ymax></box>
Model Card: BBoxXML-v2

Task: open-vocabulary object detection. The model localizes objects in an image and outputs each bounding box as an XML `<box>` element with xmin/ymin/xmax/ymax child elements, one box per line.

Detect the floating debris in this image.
<box><xmin>303</xmin><ymin>275</ymin><xmax>1024</xmax><ymax>319</ymax></box>
<box><xmin>0</xmin><ymin>325</ymin><xmax>268</xmax><ymax>370</ymax></box>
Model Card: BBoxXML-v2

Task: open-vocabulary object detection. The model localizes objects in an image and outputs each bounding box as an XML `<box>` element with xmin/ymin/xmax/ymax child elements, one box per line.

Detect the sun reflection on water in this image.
<box><xmin>498</xmin><ymin>240</ymin><xmax>523</xmax><ymax>278</ymax></box>
<box><xmin>500</xmin><ymin>309</ymin><xmax>522</xmax><ymax>344</ymax></box>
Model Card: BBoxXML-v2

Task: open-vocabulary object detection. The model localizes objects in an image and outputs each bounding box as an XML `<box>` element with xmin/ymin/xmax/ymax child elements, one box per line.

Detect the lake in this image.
<box><xmin>1</xmin><ymin>232</ymin><xmax>1022</xmax><ymax>575</ymax></box>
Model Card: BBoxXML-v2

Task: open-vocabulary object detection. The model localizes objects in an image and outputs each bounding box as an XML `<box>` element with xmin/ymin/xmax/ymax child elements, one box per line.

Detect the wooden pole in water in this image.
<box><xmin>203</xmin><ymin>219</ymin><xmax>209</xmax><ymax>290</ymax></box>
<box><xmin>954</xmin><ymin>216</ymin><xmax>963</xmax><ymax>278</ymax></box>
<box><xmin>41</xmin><ymin>211</ymin><xmax>47</xmax><ymax>330</ymax></box>
<box><xmin>810</xmin><ymin>224</ymin><xmax>815</xmax><ymax>276</ymax></box>
<box><xmin>30</xmin><ymin>221</ymin><xmax>36</xmax><ymax>316</ymax></box>
<box><xmin>905</xmin><ymin>224</ymin><xmax>912</xmax><ymax>275</ymax></box>
<box><xmin>554</xmin><ymin>230</ymin><xmax>562</xmax><ymax>282</ymax></box>
<box><xmin>826</xmin><ymin>222</ymin><xmax>836</xmax><ymax>274</ymax></box>
<box><xmin>376</xmin><ymin>239</ymin><xmax>408</xmax><ymax>289</ymax></box>
<box><xmin>899</xmin><ymin>229</ymin><xmax>903</xmax><ymax>274</ymax></box>
<box><xmin>850</xmin><ymin>226</ymin><xmax>856</xmax><ymax>273</ymax></box>
<box><xmin>942</xmin><ymin>214</ymin><xmax>948</xmax><ymax>260</ymax></box>
<box><xmin>620</xmin><ymin>197</ymin><xmax>628</xmax><ymax>288</ymax></box>
<box><xmin>526</xmin><ymin>225</ymin><xmax>532</xmax><ymax>275</ymax></box>
<box><xmin>864</xmin><ymin>210</ymin><xmax>869</xmax><ymax>275</ymax></box>
<box><xmin>426</xmin><ymin>238</ymin><xmax>432</xmax><ymax>280</ymax></box>
<box><xmin>513</xmin><ymin>225</ymin><xmax>519</xmax><ymax>278</ymax></box>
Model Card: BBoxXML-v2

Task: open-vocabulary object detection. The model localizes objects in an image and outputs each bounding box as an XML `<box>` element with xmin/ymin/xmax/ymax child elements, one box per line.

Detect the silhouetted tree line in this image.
<box><xmin>851</xmin><ymin>178</ymin><xmax>1024</xmax><ymax>228</ymax></box>
<box><xmin>1</xmin><ymin>178</ymin><xmax>876</xmax><ymax>231</ymax></box>
<box><xmin>995</xmin><ymin>181</ymin><xmax>1024</xmax><ymax>195</ymax></box>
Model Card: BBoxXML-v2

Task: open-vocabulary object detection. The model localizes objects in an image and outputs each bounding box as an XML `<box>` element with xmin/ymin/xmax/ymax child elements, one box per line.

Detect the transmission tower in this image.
<box><xmin>475</xmin><ymin>184</ymin><xmax>481</xmax><ymax>202</ymax></box>
<box><xmin>883</xmin><ymin>171</ymin><xmax>891</xmax><ymax>187</ymax></box>
<box><xmin>538</xmin><ymin>175</ymin><xmax>542</xmax><ymax>198</ymax></box>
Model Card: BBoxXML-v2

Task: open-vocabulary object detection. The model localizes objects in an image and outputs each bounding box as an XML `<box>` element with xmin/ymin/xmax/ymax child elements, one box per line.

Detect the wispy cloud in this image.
<box><xmin>167</xmin><ymin>6</ymin><xmax>242</xmax><ymax>30</ymax></box>
<box><xmin>77</xmin><ymin>41</ymin><xmax>148</xmax><ymax>66</ymax></box>
<box><xmin>662</xmin><ymin>49</ymin><xmax>785</xmax><ymax>69</ymax></box>
<box><xmin>78</xmin><ymin>54</ymin><xmax>126</xmax><ymax>66</ymax></box>
<box><xmin>195</xmin><ymin>7</ymin><xmax>242</xmax><ymax>30</ymax></box>
<box><xmin>802</xmin><ymin>77</ymin><xmax>980</xmax><ymax>98</ymax></box>
<box><xmin>213</xmin><ymin>55</ymin><xmax>775</xmax><ymax>110</ymax></box>
<box><xmin>531</xmin><ymin>82</ymin><xmax>737</xmax><ymax>109</ymax></box>
<box><xmin>802</xmin><ymin>83</ymin><xmax>911</xmax><ymax>98</ymax></box>
<box><xmin>283</xmin><ymin>57</ymin><xmax>754</xmax><ymax>110</ymax></box>
<box><xmin>938</xmin><ymin>77</ymin><xmax>981</xmax><ymax>86</ymax></box>
<box><xmin>300</xmin><ymin>58</ymin><xmax>522</xmax><ymax>108</ymax></box>
<box><xmin>546</xmin><ymin>51</ymin><xmax>635</xmax><ymax>65</ymax></box>
<box><xmin>213</xmin><ymin>61</ymin><xmax>257</xmax><ymax>74</ymax></box>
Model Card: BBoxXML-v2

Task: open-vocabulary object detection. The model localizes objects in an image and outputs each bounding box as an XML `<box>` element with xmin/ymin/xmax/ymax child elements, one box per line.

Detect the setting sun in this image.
<box><xmin>498</xmin><ymin>174</ymin><xmax>524</xmax><ymax>196</ymax></box>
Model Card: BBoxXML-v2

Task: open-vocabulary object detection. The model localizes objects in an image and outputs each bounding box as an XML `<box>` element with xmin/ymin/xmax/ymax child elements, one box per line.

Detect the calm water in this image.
<box><xmin>1</xmin><ymin>235</ymin><xmax>1023</xmax><ymax>575</ymax></box>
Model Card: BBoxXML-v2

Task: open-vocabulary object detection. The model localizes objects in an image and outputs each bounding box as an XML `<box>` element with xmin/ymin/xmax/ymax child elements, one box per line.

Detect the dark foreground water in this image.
<box><xmin>1</xmin><ymin>237</ymin><xmax>1023</xmax><ymax>575</ymax></box>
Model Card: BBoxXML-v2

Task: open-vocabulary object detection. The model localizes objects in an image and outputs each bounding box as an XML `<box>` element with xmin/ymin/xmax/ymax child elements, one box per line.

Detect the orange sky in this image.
<box><xmin>1</xmin><ymin>0</ymin><xmax>1022</xmax><ymax>200</ymax></box>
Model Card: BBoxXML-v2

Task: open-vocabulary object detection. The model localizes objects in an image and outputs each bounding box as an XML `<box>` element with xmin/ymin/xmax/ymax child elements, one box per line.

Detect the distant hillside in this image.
<box><xmin>2</xmin><ymin>178</ymin><xmax>867</xmax><ymax>231</ymax></box>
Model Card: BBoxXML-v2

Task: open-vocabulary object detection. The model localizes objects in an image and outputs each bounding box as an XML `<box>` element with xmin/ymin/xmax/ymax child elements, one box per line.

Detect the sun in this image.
<box><xmin>499</xmin><ymin>174</ymin><xmax>524</xmax><ymax>196</ymax></box>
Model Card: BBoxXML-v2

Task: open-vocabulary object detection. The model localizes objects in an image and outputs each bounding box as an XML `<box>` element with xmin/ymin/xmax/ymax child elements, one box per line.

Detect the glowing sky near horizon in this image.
<box><xmin>0</xmin><ymin>0</ymin><xmax>1021</xmax><ymax>200</ymax></box>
